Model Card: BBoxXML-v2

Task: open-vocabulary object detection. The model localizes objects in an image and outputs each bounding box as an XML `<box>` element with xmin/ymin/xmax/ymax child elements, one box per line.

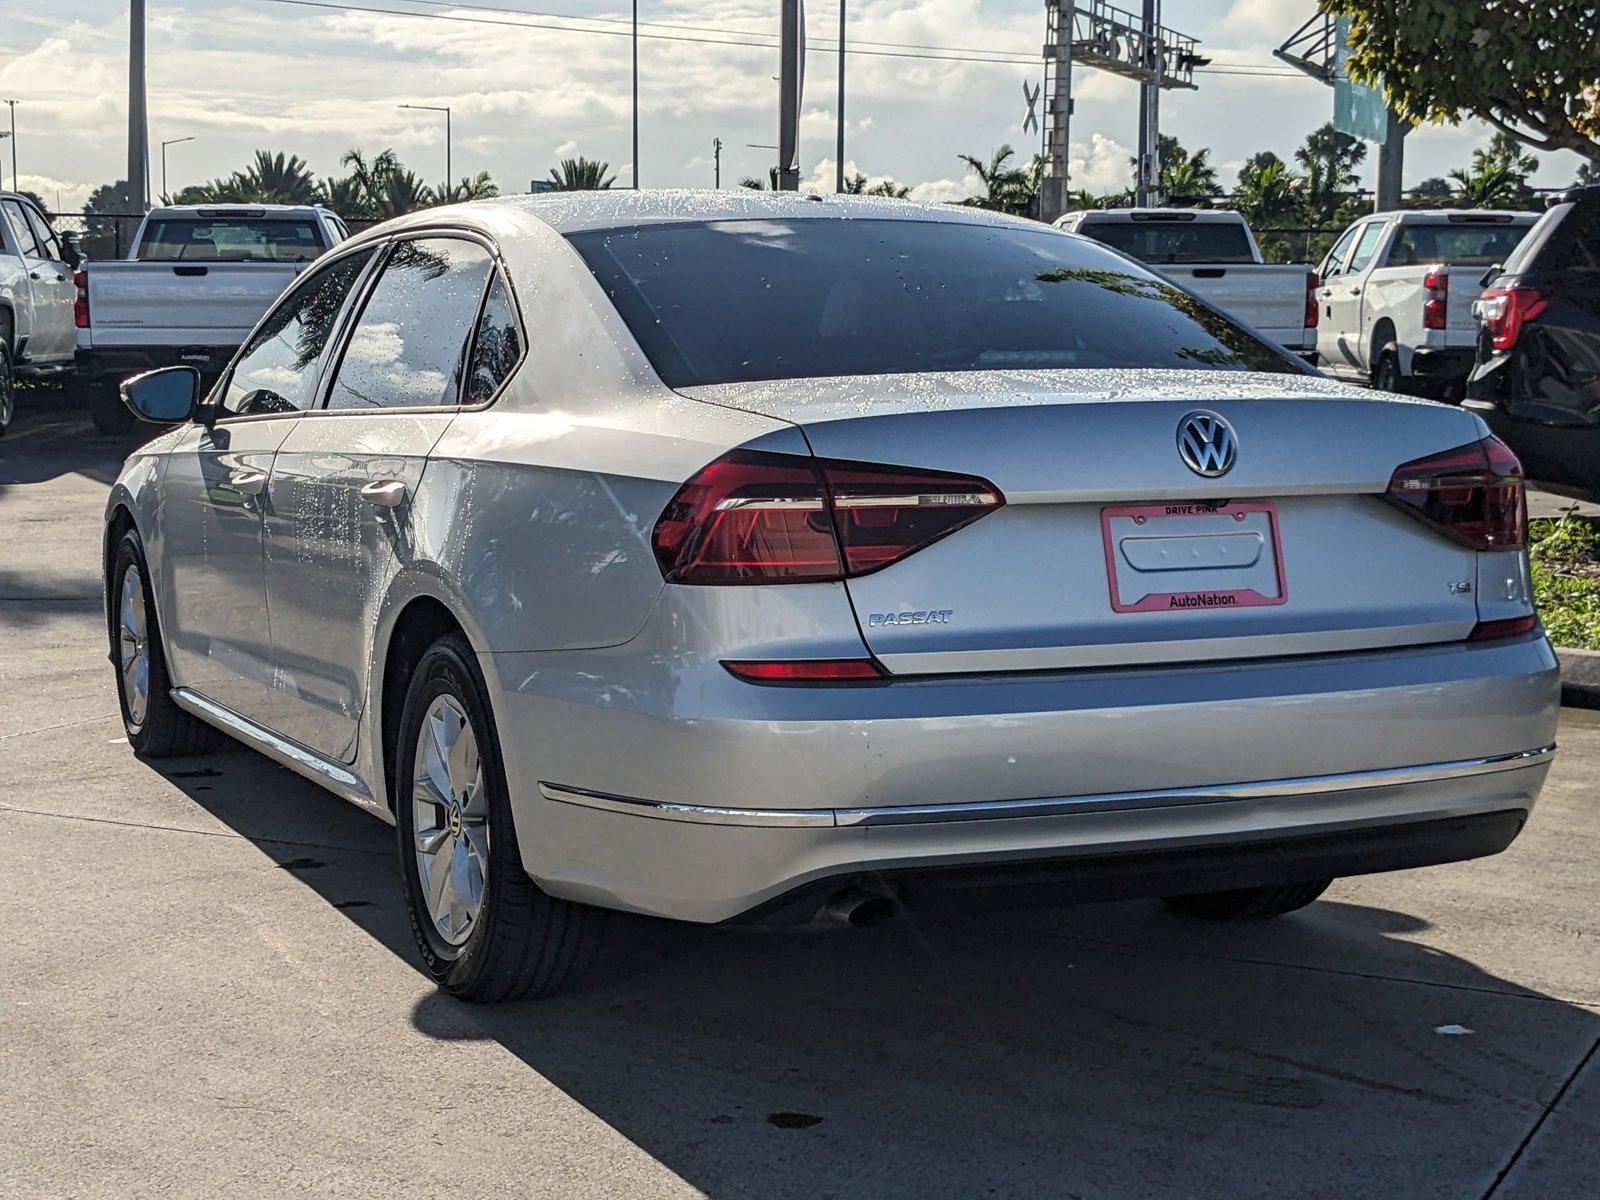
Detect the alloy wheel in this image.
<box><xmin>0</xmin><ymin>350</ymin><xmax>14</xmax><ymax>430</ymax></box>
<box><xmin>118</xmin><ymin>565</ymin><xmax>150</xmax><ymax>727</ymax></box>
<box><xmin>412</xmin><ymin>694</ymin><xmax>490</xmax><ymax>946</ymax></box>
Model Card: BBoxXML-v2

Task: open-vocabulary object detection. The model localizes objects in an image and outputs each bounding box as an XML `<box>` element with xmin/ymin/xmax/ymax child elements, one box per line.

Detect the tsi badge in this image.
<box><xmin>868</xmin><ymin>609</ymin><xmax>953</xmax><ymax>628</ymax></box>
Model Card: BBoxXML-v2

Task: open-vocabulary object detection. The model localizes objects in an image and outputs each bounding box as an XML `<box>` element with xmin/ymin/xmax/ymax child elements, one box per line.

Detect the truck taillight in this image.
<box><xmin>73</xmin><ymin>269</ymin><xmax>89</xmax><ymax>329</ymax></box>
<box><xmin>1422</xmin><ymin>266</ymin><xmax>1448</xmax><ymax>331</ymax></box>
<box><xmin>652</xmin><ymin>450</ymin><xmax>1003</xmax><ymax>584</ymax></box>
<box><xmin>1385</xmin><ymin>436</ymin><xmax>1526</xmax><ymax>551</ymax></box>
<box><xmin>1304</xmin><ymin>271</ymin><xmax>1319</xmax><ymax>329</ymax></box>
<box><xmin>1478</xmin><ymin>286</ymin><xmax>1546</xmax><ymax>353</ymax></box>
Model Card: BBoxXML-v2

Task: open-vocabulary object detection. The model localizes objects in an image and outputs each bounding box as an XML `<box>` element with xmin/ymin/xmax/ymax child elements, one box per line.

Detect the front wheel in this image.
<box><xmin>395</xmin><ymin>633</ymin><xmax>608</xmax><ymax>1002</ymax></box>
<box><xmin>1163</xmin><ymin>879</ymin><xmax>1332</xmax><ymax>920</ymax></box>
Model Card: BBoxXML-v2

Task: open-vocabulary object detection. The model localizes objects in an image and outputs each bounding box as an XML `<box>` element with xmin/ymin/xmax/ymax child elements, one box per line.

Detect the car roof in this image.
<box><xmin>1070</xmin><ymin>208</ymin><xmax>1245</xmax><ymax>222</ymax></box>
<box><xmin>143</xmin><ymin>203</ymin><xmax>332</xmax><ymax>219</ymax></box>
<box><xmin>1389</xmin><ymin>209</ymin><xmax>1539</xmax><ymax>223</ymax></box>
<box><xmin>357</xmin><ymin>189</ymin><xmax>1044</xmax><ymax>240</ymax></box>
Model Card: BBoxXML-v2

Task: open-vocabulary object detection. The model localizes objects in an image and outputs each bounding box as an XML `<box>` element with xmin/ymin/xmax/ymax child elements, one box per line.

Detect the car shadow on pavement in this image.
<box><xmin>0</xmin><ymin>384</ymin><xmax>153</xmax><ymax>491</ymax></box>
<box><xmin>144</xmin><ymin>748</ymin><xmax>1600</xmax><ymax>1200</ymax></box>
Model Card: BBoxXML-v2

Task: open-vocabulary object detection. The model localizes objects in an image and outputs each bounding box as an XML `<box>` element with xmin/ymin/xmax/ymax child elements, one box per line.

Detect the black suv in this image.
<box><xmin>1465</xmin><ymin>185</ymin><xmax>1600</xmax><ymax>500</ymax></box>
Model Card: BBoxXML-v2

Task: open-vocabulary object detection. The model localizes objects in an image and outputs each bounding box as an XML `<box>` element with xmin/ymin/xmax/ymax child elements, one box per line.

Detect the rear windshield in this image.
<box><xmin>1387</xmin><ymin>222</ymin><xmax>1532</xmax><ymax>267</ymax></box>
<box><xmin>1073</xmin><ymin>217</ymin><xmax>1256</xmax><ymax>264</ymax></box>
<box><xmin>135</xmin><ymin>218</ymin><xmax>325</xmax><ymax>262</ymax></box>
<box><xmin>568</xmin><ymin>218</ymin><xmax>1299</xmax><ymax>388</ymax></box>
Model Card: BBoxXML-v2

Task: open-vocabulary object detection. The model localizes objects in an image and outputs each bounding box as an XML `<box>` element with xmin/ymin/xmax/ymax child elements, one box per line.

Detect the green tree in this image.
<box><xmin>1406</xmin><ymin>176</ymin><xmax>1455</xmax><ymax>207</ymax></box>
<box><xmin>1231</xmin><ymin>154</ymin><xmax>1301</xmax><ymax>258</ymax></box>
<box><xmin>436</xmin><ymin>172</ymin><xmax>500</xmax><ymax>204</ymax></box>
<box><xmin>1295</xmin><ymin>121</ymin><xmax>1368</xmax><ymax>227</ymax></box>
<box><xmin>548</xmin><ymin>157</ymin><xmax>616</xmax><ymax>191</ymax></box>
<box><xmin>1324</xmin><ymin>0</ymin><xmax>1600</xmax><ymax>167</ymax></box>
<box><xmin>958</xmin><ymin>144</ymin><xmax>1032</xmax><ymax>212</ymax></box>
<box><xmin>840</xmin><ymin>172</ymin><xmax>910</xmax><ymax>198</ymax></box>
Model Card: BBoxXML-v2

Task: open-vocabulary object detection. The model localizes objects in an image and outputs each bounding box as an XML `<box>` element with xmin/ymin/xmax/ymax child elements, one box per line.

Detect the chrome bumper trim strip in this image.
<box><xmin>539</xmin><ymin>743</ymin><xmax>1556</xmax><ymax>830</ymax></box>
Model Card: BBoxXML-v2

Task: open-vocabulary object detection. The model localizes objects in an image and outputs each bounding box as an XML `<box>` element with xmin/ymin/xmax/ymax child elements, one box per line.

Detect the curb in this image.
<box><xmin>1557</xmin><ymin>647</ymin><xmax>1600</xmax><ymax>710</ymax></box>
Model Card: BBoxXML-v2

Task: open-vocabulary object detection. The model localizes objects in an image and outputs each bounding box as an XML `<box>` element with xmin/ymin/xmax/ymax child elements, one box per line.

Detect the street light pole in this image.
<box><xmin>398</xmin><ymin>104</ymin><xmax>451</xmax><ymax>194</ymax></box>
<box><xmin>3</xmin><ymin>101</ymin><xmax>15</xmax><ymax>194</ymax></box>
<box><xmin>835</xmin><ymin>0</ymin><xmax>845</xmax><ymax>193</ymax></box>
<box><xmin>160</xmin><ymin>136</ymin><xmax>194</xmax><ymax>201</ymax></box>
<box><xmin>0</xmin><ymin>132</ymin><xmax>10</xmax><ymax>191</ymax></box>
<box><xmin>713</xmin><ymin>137</ymin><xmax>722</xmax><ymax>188</ymax></box>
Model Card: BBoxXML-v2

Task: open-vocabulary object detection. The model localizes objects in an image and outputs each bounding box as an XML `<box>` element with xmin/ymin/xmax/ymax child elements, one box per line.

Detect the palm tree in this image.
<box><xmin>548</xmin><ymin>157</ymin><xmax>616</xmax><ymax>191</ymax></box>
<box><xmin>1159</xmin><ymin>140</ymin><xmax>1222</xmax><ymax>204</ymax></box>
<box><xmin>436</xmin><ymin>172</ymin><xmax>500</xmax><ymax>204</ymax></box>
<box><xmin>1232</xmin><ymin>154</ymin><xmax>1299</xmax><ymax>228</ymax></box>
<box><xmin>865</xmin><ymin>178</ymin><xmax>910</xmax><ymax>199</ymax></box>
<box><xmin>237</xmin><ymin>150</ymin><xmax>318</xmax><ymax>204</ymax></box>
<box><xmin>1449</xmin><ymin>162</ymin><xmax>1525</xmax><ymax>209</ymax></box>
<box><xmin>365</xmin><ymin>167</ymin><xmax>434</xmax><ymax>218</ymax></box>
<box><xmin>738</xmin><ymin>168</ymin><xmax>779</xmax><ymax>191</ymax></box>
<box><xmin>316</xmin><ymin>174</ymin><xmax>369</xmax><ymax>220</ymax></box>
<box><xmin>1294</xmin><ymin>123</ymin><xmax>1367</xmax><ymax>227</ymax></box>
<box><xmin>958</xmin><ymin>144</ymin><xmax>1031</xmax><ymax>212</ymax></box>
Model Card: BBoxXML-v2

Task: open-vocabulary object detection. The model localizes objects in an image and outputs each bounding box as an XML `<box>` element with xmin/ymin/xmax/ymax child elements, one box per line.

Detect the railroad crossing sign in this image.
<box><xmin>1022</xmin><ymin>80</ymin><xmax>1041</xmax><ymax>134</ymax></box>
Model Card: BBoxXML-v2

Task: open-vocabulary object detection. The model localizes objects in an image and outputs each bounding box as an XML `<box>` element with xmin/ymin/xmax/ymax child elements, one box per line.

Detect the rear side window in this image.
<box><xmin>223</xmin><ymin>247</ymin><xmax>376</xmax><ymax>415</ymax></box>
<box><xmin>569</xmin><ymin>218</ymin><xmax>1300</xmax><ymax>388</ymax></box>
<box><xmin>1502</xmin><ymin>203</ymin><xmax>1600</xmax><ymax>277</ymax></box>
<box><xmin>325</xmin><ymin>237</ymin><xmax>495</xmax><ymax>411</ymax></box>
<box><xmin>136</xmin><ymin>218</ymin><xmax>326</xmax><ymax>262</ymax></box>
<box><xmin>464</xmin><ymin>273</ymin><xmax>523</xmax><ymax>406</ymax></box>
<box><xmin>1075</xmin><ymin>218</ymin><xmax>1256</xmax><ymax>264</ymax></box>
<box><xmin>1346</xmin><ymin>223</ymin><xmax>1387</xmax><ymax>273</ymax></box>
<box><xmin>1389</xmin><ymin>222</ymin><xmax>1531</xmax><ymax>267</ymax></box>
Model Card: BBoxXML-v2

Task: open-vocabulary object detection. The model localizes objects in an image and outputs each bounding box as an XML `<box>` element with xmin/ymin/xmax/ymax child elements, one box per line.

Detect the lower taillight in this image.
<box><xmin>1478</xmin><ymin>285</ymin><xmax>1546</xmax><ymax>353</ymax></box>
<box><xmin>73</xmin><ymin>269</ymin><xmax>89</xmax><ymax>329</ymax></box>
<box><xmin>1469</xmin><ymin>615</ymin><xmax>1538</xmax><ymax>642</ymax></box>
<box><xmin>1422</xmin><ymin>266</ymin><xmax>1448</xmax><ymax>331</ymax></box>
<box><xmin>1385</xmin><ymin>435</ymin><xmax>1526</xmax><ymax>550</ymax></box>
<box><xmin>653</xmin><ymin>449</ymin><xmax>1003</xmax><ymax>584</ymax></box>
<box><xmin>1304</xmin><ymin>271</ymin><xmax>1320</xmax><ymax>329</ymax></box>
<box><xmin>723</xmin><ymin>658</ymin><xmax>885</xmax><ymax>682</ymax></box>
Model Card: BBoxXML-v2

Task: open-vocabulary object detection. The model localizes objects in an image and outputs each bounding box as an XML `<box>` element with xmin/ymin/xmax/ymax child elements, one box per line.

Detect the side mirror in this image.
<box><xmin>60</xmin><ymin>231</ymin><xmax>83</xmax><ymax>269</ymax></box>
<box><xmin>121</xmin><ymin>367</ymin><xmax>201</xmax><ymax>424</ymax></box>
<box><xmin>1479</xmin><ymin>263</ymin><xmax>1503</xmax><ymax>289</ymax></box>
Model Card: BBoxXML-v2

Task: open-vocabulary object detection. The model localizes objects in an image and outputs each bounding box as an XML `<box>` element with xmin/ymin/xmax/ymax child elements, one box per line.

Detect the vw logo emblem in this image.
<box><xmin>1176</xmin><ymin>411</ymin><xmax>1237</xmax><ymax>477</ymax></box>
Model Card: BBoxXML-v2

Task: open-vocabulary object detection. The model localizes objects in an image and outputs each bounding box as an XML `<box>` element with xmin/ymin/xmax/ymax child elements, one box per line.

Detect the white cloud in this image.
<box><xmin>1069</xmin><ymin>133</ymin><xmax>1132</xmax><ymax>195</ymax></box>
<box><xmin>910</xmin><ymin>174</ymin><xmax>980</xmax><ymax>205</ymax></box>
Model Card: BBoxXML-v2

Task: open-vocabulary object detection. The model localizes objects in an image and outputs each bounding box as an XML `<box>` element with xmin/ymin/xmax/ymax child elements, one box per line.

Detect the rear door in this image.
<box><xmin>17</xmin><ymin>202</ymin><xmax>75</xmax><ymax>362</ymax></box>
<box><xmin>263</xmin><ymin>234</ymin><xmax>504</xmax><ymax>762</ymax></box>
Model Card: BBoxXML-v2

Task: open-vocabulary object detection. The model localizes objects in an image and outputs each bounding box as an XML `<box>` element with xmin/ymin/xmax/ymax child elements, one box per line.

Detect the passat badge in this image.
<box><xmin>1176</xmin><ymin>411</ymin><xmax>1237</xmax><ymax>478</ymax></box>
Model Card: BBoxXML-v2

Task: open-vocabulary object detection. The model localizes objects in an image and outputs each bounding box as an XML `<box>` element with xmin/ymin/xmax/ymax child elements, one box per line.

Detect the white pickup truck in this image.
<box><xmin>1312</xmin><ymin>209</ymin><xmax>1538</xmax><ymax>398</ymax></box>
<box><xmin>1</xmin><ymin>190</ymin><xmax>83</xmax><ymax>434</ymax></box>
<box><xmin>77</xmin><ymin>203</ymin><xmax>348</xmax><ymax>430</ymax></box>
<box><xmin>1054</xmin><ymin>208</ymin><xmax>1318</xmax><ymax>363</ymax></box>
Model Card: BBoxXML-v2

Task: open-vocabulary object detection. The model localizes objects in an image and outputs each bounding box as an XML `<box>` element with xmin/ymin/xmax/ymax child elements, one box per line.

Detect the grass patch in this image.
<box><xmin>1530</xmin><ymin>512</ymin><xmax>1600</xmax><ymax>650</ymax></box>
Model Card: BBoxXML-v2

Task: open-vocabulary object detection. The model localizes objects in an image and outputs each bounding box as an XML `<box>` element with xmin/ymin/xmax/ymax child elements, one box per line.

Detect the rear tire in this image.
<box><xmin>90</xmin><ymin>381</ymin><xmax>136</xmax><ymax>435</ymax></box>
<box><xmin>109</xmin><ymin>530</ymin><xmax>223</xmax><ymax>757</ymax></box>
<box><xmin>1163</xmin><ymin>879</ymin><xmax>1332</xmax><ymax>920</ymax></box>
<box><xmin>0</xmin><ymin>339</ymin><xmax>14</xmax><ymax>436</ymax></box>
<box><xmin>1371</xmin><ymin>345</ymin><xmax>1404</xmax><ymax>394</ymax></box>
<box><xmin>395</xmin><ymin>632</ymin><xmax>608</xmax><ymax>1002</ymax></box>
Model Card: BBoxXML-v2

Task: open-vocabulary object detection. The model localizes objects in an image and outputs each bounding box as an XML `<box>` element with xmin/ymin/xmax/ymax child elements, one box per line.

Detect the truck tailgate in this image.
<box><xmin>85</xmin><ymin>262</ymin><xmax>308</xmax><ymax>345</ymax></box>
<box><xmin>1162</xmin><ymin>264</ymin><xmax>1313</xmax><ymax>350</ymax></box>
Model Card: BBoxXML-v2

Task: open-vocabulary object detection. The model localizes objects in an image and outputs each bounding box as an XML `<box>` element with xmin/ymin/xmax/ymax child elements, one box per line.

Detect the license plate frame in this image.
<box><xmin>1100</xmin><ymin>500</ymin><xmax>1288</xmax><ymax>614</ymax></box>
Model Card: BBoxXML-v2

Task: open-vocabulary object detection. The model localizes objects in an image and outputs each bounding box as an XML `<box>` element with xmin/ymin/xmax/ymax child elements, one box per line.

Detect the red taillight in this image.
<box><xmin>1304</xmin><ymin>271</ymin><xmax>1319</xmax><ymax>329</ymax></box>
<box><xmin>723</xmin><ymin>658</ymin><xmax>885</xmax><ymax>682</ymax></box>
<box><xmin>653</xmin><ymin>449</ymin><xmax>1003</xmax><ymax>584</ymax></box>
<box><xmin>1385</xmin><ymin>435</ymin><xmax>1526</xmax><ymax>550</ymax></box>
<box><xmin>1478</xmin><ymin>285</ymin><xmax>1546</xmax><ymax>353</ymax></box>
<box><xmin>1422</xmin><ymin>266</ymin><xmax>1448</xmax><ymax>331</ymax></box>
<box><xmin>1468</xmin><ymin>615</ymin><xmax>1538</xmax><ymax>642</ymax></box>
<box><xmin>73</xmin><ymin>269</ymin><xmax>89</xmax><ymax>329</ymax></box>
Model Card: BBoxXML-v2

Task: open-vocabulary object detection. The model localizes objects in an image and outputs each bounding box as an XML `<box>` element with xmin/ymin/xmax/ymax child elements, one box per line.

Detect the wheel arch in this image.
<box><xmin>1369</xmin><ymin>318</ymin><xmax>1399</xmax><ymax>375</ymax></box>
<box><xmin>103</xmin><ymin>502</ymin><xmax>138</xmax><ymax>651</ymax></box>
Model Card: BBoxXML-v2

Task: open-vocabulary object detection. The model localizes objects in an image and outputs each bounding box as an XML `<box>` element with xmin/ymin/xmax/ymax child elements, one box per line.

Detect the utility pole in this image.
<box><xmin>777</xmin><ymin>0</ymin><xmax>802</xmax><ymax>190</ymax></box>
<box><xmin>632</xmin><ymin>0</ymin><xmax>639</xmax><ymax>188</ymax></box>
<box><xmin>1375</xmin><ymin>109</ymin><xmax>1407</xmax><ymax>212</ymax></box>
<box><xmin>838</xmin><ymin>0</ymin><xmax>851</xmax><ymax>191</ymax></box>
<box><xmin>161</xmin><ymin>136</ymin><xmax>194</xmax><ymax>202</ymax></box>
<box><xmin>713</xmin><ymin>137</ymin><xmax>722</xmax><ymax>188</ymax></box>
<box><xmin>398</xmin><ymin>104</ymin><xmax>451</xmax><ymax>193</ymax></box>
<box><xmin>3</xmin><ymin>101</ymin><xmax>15</xmax><ymax>194</ymax></box>
<box><xmin>1134</xmin><ymin>0</ymin><xmax>1162</xmax><ymax>206</ymax></box>
<box><xmin>129</xmin><ymin>0</ymin><xmax>148</xmax><ymax>209</ymax></box>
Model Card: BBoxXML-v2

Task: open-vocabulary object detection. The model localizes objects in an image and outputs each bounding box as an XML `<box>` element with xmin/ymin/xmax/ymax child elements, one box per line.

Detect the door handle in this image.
<box><xmin>360</xmin><ymin>479</ymin><xmax>407</xmax><ymax>508</ymax></box>
<box><xmin>1347</xmin><ymin>288</ymin><xmax>1362</xmax><ymax>296</ymax></box>
<box><xmin>227</xmin><ymin>469</ymin><xmax>269</xmax><ymax>496</ymax></box>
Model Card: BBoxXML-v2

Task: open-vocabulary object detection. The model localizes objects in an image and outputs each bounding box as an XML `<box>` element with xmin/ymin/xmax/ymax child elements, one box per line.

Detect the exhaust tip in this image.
<box><xmin>822</xmin><ymin>887</ymin><xmax>899</xmax><ymax>929</ymax></box>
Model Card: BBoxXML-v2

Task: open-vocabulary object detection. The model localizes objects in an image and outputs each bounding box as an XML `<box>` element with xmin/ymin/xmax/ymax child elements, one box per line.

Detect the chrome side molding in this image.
<box><xmin>540</xmin><ymin>744</ymin><xmax>1556</xmax><ymax>830</ymax></box>
<box><xmin>170</xmin><ymin>687</ymin><xmax>376</xmax><ymax>809</ymax></box>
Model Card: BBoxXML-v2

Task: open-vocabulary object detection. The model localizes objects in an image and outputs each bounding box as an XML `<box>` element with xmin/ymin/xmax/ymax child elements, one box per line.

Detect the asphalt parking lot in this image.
<box><xmin>2</xmin><ymin>390</ymin><xmax>1597</xmax><ymax>1199</ymax></box>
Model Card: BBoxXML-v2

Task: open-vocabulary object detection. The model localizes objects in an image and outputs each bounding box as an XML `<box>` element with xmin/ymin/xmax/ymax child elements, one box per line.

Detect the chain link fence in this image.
<box><xmin>45</xmin><ymin>212</ymin><xmax>144</xmax><ymax>261</ymax></box>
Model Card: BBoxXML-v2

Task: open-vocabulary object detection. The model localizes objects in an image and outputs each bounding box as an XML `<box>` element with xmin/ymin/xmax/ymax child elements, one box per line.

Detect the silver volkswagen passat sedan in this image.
<box><xmin>104</xmin><ymin>192</ymin><xmax>1560</xmax><ymax>1001</ymax></box>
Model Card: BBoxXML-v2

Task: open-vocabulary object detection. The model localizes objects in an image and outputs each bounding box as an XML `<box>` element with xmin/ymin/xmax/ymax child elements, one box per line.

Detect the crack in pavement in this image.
<box><xmin>1481</xmin><ymin>1033</ymin><xmax>1600</xmax><ymax>1199</ymax></box>
<box><xmin>0</xmin><ymin>802</ymin><xmax>388</xmax><ymax>858</ymax></box>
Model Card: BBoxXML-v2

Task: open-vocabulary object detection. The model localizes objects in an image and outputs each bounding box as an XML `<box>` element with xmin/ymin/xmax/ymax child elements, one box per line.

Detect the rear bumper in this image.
<box><xmin>77</xmin><ymin>344</ymin><xmax>238</xmax><ymax>385</ymax></box>
<box><xmin>1410</xmin><ymin>346</ymin><xmax>1476</xmax><ymax>381</ymax></box>
<box><xmin>489</xmin><ymin>634</ymin><xmax>1560</xmax><ymax>922</ymax></box>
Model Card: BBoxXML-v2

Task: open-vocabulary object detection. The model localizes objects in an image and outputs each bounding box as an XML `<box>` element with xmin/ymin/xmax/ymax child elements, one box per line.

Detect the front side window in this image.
<box><xmin>325</xmin><ymin>237</ymin><xmax>495</xmax><ymax>411</ymax></box>
<box><xmin>2</xmin><ymin>201</ymin><xmax>39</xmax><ymax>257</ymax></box>
<box><xmin>464</xmin><ymin>273</ymin><xmax>523</xmax><ymax>406</ymax></box>
<box><xmin>1321</xmin><ymin>224</ymin><xmax>1362</xmax><ymax>277</ymax></box>
<box><xmin>136</xmin><ymin>218</ymin><xmax>326</xmax><ymax>262</ymax></box>
<box><xmin>569</xmin><ymin>218</ymin><xmax>1300</xmax><ymax>388</ymax></box>
<box><xmin>223</xmin><ymin>247</ymin><xmax>376</xmax><ymax>415</ymax></box>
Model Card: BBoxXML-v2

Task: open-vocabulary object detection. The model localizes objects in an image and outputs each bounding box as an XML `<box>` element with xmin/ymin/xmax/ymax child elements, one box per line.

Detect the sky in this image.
<box><xmin>1</xmin><ymin>0</ymin><xmax>1590</xmax><ymax>213</ymax></box>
